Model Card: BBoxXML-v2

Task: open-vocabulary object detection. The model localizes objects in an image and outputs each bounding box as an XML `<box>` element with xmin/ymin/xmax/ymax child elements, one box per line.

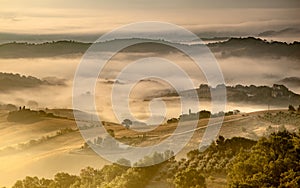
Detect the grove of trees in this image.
<box><xmin>227</xmin><ymin>130</ymin><xmax>300</xmax><ymax>187</ymax></box>
<box><xmin>10</xmin><ymin>129</ymin><xmax>300</xmax><ymax>188</ymax></box>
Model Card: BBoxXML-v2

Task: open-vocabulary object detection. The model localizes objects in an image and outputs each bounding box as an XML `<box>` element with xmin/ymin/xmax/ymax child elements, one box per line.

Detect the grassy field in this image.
<box><xmin>0</xmin><ymin>109</ymin><xmax>299</xmax><ymax>187</ymax></box>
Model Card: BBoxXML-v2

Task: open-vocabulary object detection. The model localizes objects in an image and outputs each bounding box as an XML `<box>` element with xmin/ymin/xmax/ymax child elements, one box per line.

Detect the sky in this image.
<box><xmin>0</xmin><ymin>0</ymin><xmax>300</xmax><ymax>34</ymax></box>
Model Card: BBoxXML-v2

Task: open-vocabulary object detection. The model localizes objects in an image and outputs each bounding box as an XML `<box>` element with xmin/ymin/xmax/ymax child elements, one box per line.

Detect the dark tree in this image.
<box><xmin>288</xmin><ymin>105</ymin><xmax>296</xmax><ymax>111</ymax></box>
<box><xmin>53</xmin><ymin>172</ymin><xmax>79</xmax><ymax>188</ymax></box>
<box><xmin>174</xmin><ymin>167</ymin><xmax>206</xmax><ymax>188</ymax></box>
<box><xmin>216</xmin><ymin>135</ymin><xmax>225</xmax><ymax>146</ymax></box>
<box><xmin>122</xmin><ymin>119</ymin><xmax>132</xmax><ymax>128</ymax></box>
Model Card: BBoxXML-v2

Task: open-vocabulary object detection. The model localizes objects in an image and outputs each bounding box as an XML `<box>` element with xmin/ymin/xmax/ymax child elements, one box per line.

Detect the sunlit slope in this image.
<box><xmin>0</xmin><ymin>109</ymin><xmax>299</xmax><ymax>187</ymax></box>
<box><xmin>0</xmin><ymin>110</ymin><xmax>77</xmax><ymax>148</ymax></box>
<box><xmin>0</xmin><ymin>110</ymin><xmax>109</xmax><ymax>187</ymax></box>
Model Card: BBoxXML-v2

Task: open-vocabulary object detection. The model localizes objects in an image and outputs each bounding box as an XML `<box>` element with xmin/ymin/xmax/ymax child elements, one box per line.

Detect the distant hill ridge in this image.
<box><xmin>0</xmin><ymin>72</ymin><xmax>64</xmax><ymax>91</ymax></box>
<box><xmin>0</xmin><ymin>72</ymin><xmax>47</xmax><ymax>91</ymax></box>
<box><xmin>278</xmin><ymin>77</ymin><xmax>300</xmax><ymax>87</ymax></box>
<box><xmin>258</xmin><ymin>28</ymin><xmax>300</xmax><ymax>37</ymax></box>
<box><xmin>0</xmin><ymin>37</ymin><xmax>299</xmax><ymax>59</ymax></box>
<box><xmin>207</xmin><ymin>37</ymin><xmax>300</xmax><ymax>59</ymax></box>
<box><xmin>172</xmin><ymin>83</ymin><xmax>300</xmax><ymax>107</ymax></box>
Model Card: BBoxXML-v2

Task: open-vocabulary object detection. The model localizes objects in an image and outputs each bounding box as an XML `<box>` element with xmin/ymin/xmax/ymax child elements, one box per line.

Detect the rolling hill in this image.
<box><xmin>0</xmin><ymin>108</ymin><xmax>299</xmax><ymax>187</ymax></box>
<box><xmin>0</xmin><ymin>72</ymin><xmax>65</xmax><ymax>92</ymax></box>
<box><xmin>0</xmin><ymin>37</ymin><xmax>299</xmax><ymax>59</ymax></box>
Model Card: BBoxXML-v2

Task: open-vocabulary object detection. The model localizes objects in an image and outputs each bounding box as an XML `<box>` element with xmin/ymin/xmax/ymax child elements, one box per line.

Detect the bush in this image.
<box><xmin>288</xmin><ymin>105</ymin><xmax>296</xmax><ymax>111</ymax></box>
<box><xmin>174</xmin><ymin>167</ymin><xmax>206</xmax><ymax>188</ymax></box>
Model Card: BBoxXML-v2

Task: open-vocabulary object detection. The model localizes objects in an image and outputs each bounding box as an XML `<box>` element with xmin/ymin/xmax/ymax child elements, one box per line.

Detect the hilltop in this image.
<box><xmin>0</xmin><ymin>37</ymin><xmax>299</xmax><ymax>59</ymax></box>
<box><xmin>258</xmin><ymin>28</ymin><xmax>300</xmax><ymax>37</ymax></box>
<box><xmin>278</xmin><ymin>77</ymin><xmax>300</xmax><ymax>87</ymax></box>
<box><xmin>0</xmin><ymin>72</ymin><xmax>65</xmax><ymax>91</ymax></box>
<box><xmin>154</xmin><ymin>84</ymin><xmax>300</xmax><ymax>107</ymax></box>
<box><xmin>207</xmin><ymin>37</ymin><xmax>300</xmax><ymax>59</ymax></box>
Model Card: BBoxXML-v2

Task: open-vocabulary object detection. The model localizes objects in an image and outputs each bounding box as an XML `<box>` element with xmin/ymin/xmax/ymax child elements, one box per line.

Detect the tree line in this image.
<box><xmin>8</xmin><ymin>129</ymin><xmax>300</xmax><ymax>188</ymax></box>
